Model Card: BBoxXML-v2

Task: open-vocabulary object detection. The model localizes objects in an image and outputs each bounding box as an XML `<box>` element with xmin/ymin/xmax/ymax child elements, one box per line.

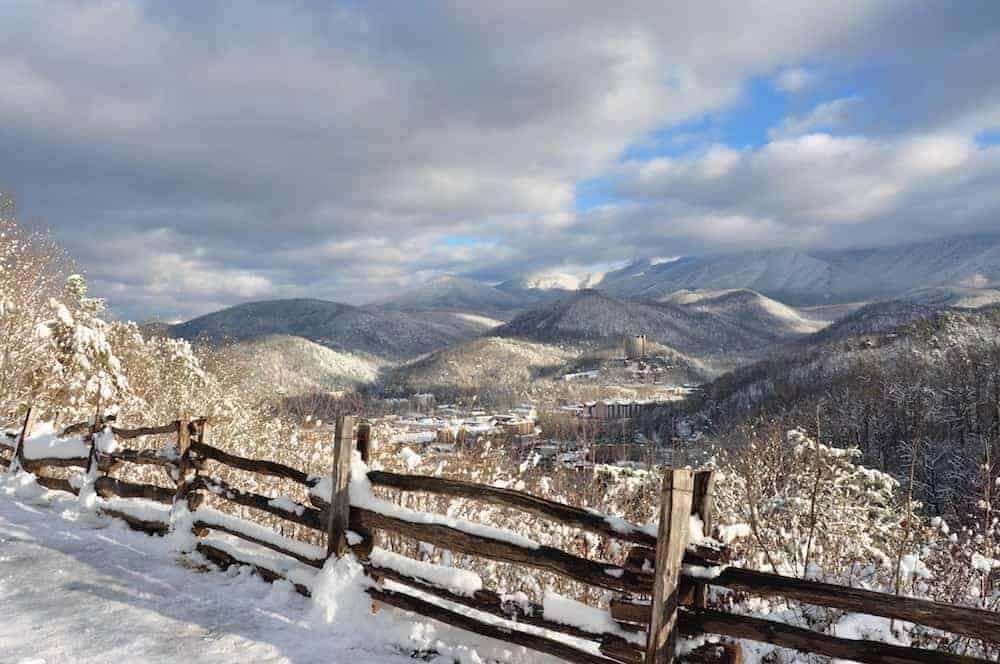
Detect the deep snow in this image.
<box><xmin>0</xmin><ymin>472</ymin><xmax>570</xmax><ymax>664</ymax></box>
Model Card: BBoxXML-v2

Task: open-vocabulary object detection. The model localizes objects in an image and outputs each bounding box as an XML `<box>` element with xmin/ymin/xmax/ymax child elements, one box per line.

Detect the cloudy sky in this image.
<box><xmin>3</xmin><ymin>1</ymin><xmax>1000</xmax><ymax>321</ymax></box>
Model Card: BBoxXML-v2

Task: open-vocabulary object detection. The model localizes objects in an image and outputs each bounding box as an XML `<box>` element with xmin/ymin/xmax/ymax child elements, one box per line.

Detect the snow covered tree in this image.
<box><xmin>33</xmin><ymin>274</ymin><xmax>128</xmax><ymax>422</ymax></box>
<box><xmin>0</xmin><ymin>194</ymin><xmax>73</xmax><ymax>422</ymax></box>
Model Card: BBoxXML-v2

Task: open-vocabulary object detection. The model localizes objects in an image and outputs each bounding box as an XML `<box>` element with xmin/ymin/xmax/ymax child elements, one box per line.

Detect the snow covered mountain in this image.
<box><xmin>493</xmin><ymin>289</ymin><xmax>812</xmax><ymax>356</ymax></box>
<box><xmin>496</xmin><ymin>269</ymin><xmax>605</xmax><ymax>293</ymax></box>
<box><xmin>660</xmin><ymin>289</ymin><xmax>826</xmax><ymax>337</ymax></box>
<box><xmin>209</xmin><ymin>334</ymin><xmax>382</xmax><ymax>394</ymax></box>
<box><xmin>597</xmin><ymin>233</ymin><xmax>1000</xmax><ymax>305</ymax></box>
<box><xmin>801</xmin><ymin>300</ymin><xmax>940</xmax><ymax>345</ymax></box>
<box><xmin>896</xmin><ymin>285</ymin><xmax>1000</xmax><ymax>309</ymax></box>
<box><xmin>167</xmin><ymin>298</ymin><xmax>488</xmax><ymax>362</ymax></box>
<box><xmin>368</xmin><ymin>274</ymin><xmax>525</xmax><ymax>320</ymax></box>
<box><xmin>385</xmin><ymin>337</ymin><xmax>574</xmax><ymax>395</ymax></box>
<box><xmin>701</xmin><ymin>304</ymin><xmax>1000</xmax><ymax>422</ymax></box>
<box><xmin>498</xmin><ymin>273</ymin><xmax>579</xmax><ymax>291</ymax></box>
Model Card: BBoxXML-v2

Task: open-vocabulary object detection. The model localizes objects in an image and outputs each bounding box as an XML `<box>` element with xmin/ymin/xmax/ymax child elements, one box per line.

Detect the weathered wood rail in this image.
<box><xmin>3</xmin><ymin>410</ymin><xmax>998</xmax><ymax>664</ymax></box>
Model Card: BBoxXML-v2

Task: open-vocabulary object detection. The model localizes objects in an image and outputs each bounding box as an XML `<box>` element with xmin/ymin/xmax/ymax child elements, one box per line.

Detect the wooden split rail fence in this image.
<box><xmin>2</xmin><ymin>410</ymin><xmax>999</xmax><ymax>664</ymax></box>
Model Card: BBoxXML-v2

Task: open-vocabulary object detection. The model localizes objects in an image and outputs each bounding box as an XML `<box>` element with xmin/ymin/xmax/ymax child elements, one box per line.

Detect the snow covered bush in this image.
<box><xmin>714</xmin><ymin>423</ymin><xmax>998</xmax><ymax>660</ymax></box>
<box><xmin>33</xmin><ymin>275</ymin><xmax>129</xmax><ymax>422</ymax></box>
<box><xmin>0</xmin><ymin>195</ymin><xmax>73</xmax><ymax>423</ymax></box>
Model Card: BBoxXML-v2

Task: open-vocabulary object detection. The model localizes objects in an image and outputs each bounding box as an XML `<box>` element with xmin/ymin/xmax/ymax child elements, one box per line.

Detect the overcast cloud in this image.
<box><xmin>2</xmin><ymin>1</ymin><xmax>1000</xmax><ymax>320</ymax></box>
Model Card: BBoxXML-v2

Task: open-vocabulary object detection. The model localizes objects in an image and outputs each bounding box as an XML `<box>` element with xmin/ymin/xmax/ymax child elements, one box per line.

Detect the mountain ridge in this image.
<box><xmin>165</xmin><ymin>297</ymin><xmax>488</xmax><ymax>362</ymax></box>
<box><xmin>595</xmin><ymin>233</ymin><xmax>1000</xmax><ymax>305</ymax></box>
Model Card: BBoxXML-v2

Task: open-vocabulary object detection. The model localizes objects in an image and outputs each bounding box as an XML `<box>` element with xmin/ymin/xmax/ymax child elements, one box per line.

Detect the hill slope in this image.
<box><xmin>597</xmin><ymin>233</ymin><xmax>1000</xmax><ymax>305</ymax></box>
<box><xmin>800</xmin><ymin>300</ymin><xmax>939</xmax><ymax>345</ymax></box>
<box><xmin>168</xmin><ymin>298</ymin><xmax>482</xmax><ymax>362</ymax></box>
<box><xmin>369</xmin><ymin>274</ymin><xmax>525</xmax><ymax>319</ymax></box>
<box><xmin>493</xmin><ymin>289</ymin><xmax>808</xmax><ymax>356</ymax></box>
<box><xmin>660</xmin><ymin>289</ymin><xmax>825</xmax><ymax>337</ymax></box>
<box><xmin>209</xmin><ymin>334</ymin><xmax>381</xmax><ymax>395</ymax></box>
<box><xmin>384</xmin><ymin>337</ymin><xmax>573</xmax><ymax>395</ymax></box>
<box><xmin>702</xmin><ymin>304</ymin><xmax>1000</xmax><ymax>418</ymax></box>
<box><xmin>896</xmin><ymin>285</ymin><xmax>1000</xmax><ymax>309</ymax></box>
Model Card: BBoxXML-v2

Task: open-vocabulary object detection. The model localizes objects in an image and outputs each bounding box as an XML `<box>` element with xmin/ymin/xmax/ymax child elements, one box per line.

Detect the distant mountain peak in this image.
<box><xmin>595</xmin><ymin>233</ymin><xmax>1000</xmax><ymax>305</ymax></box>
<box><xmin>499</xmin><ymin>267</ymin><xmax>612</xmax><ymax>293</ymax></box>
<box><xmin>370</xmin><ymin>272</ymin><xmax>524</xmax><ymax>318</ymax></box>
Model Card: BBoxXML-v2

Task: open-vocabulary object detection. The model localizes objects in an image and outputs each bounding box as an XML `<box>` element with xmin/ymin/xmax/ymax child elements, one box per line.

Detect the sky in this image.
<box><xmin>3</xmin><ymin>1</ymin><xmax>1000</xmax><ymax>321</ymax></box>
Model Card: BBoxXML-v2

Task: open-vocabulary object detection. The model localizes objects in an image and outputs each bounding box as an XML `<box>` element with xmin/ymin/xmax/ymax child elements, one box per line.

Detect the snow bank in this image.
<box><xmin>22</xmin><ymin>422</ymin><xmax>89</xmax><ymax>459</ymax></box>
<box><xmin>0</xmin><ymin>471</ymin><xmax>576</xmax><ymax>664</ymax></box>
<box><xmin>200</xmin><ymin>531</ymin><xmax>319</xmax><ymax>590</ymax></box>
<box><xmin>100</xmin><ymin>496</ymin><xmax>170</xmax><ymax>524</ymax></box>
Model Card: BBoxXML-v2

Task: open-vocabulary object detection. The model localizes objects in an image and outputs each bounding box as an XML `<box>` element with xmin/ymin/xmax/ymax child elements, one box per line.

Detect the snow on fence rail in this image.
<box><xmin>2</xmin><ymin>408</ymin><xmax>999</xmax><ymax>664</ymax></box>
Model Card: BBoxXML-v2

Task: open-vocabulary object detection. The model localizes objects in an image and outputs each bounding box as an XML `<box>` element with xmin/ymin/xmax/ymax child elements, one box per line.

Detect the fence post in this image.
<box><xmin>645</xmin><ymin>468</ymin><xmax>694</xmax><ymax>664</ymax></box>
<box><xmin>188</xmin><ymin>419</ymin><xmax>210</xmax><ymax>535</ymax></box>
<box><xmin>325</xmin><ymin>415</ymin><xmax>355</xmax><ymax>559</ymax></box>
<box><xmin>173</xmin><ymin>415</ymin><xmax>192</xmax><ymax>506</ymax></box>
<box><xmin>356</xmin><ymin>421</ymin><xmax>373</xmax><ymax>464</ymax></box>
<box><xmin>12</xmin><ymin>405</ymin><xmax>36</xmax><ymax>471</ymax></box>
<box><xmin>83</xmin><ymin>407</ymin><xmax>105</xmax><ymax>489</ymax></box>
<box><xmin>692</xmin><ymin>470</ymin><xmax>716</xmax><ymax>609</ymax></box>
<box><xmin>354</xmin><ymin>421</ymin><xmax>376</xmax><ymax>562</ymax></box>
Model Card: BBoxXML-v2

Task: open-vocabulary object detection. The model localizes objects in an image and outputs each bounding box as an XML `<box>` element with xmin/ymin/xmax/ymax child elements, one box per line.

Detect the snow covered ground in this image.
<box><xmin>0</xmin><ymin>472</ymin><xmax>567</xmax><ymax>664</ymax></box>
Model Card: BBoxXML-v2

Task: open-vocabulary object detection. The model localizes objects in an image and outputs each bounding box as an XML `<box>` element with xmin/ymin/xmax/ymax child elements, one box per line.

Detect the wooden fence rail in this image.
<box><xmin>3</xmin><ymin>410</ymin><xmax>998</xmax><ymax>664</ymax></box>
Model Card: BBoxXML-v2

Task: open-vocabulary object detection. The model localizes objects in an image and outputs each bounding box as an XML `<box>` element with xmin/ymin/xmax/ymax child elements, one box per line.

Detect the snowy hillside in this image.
<box><xmin>597</xmin><ymin>233</ymin><xmax>1000</xmax><ymax>305</ymax></box>
<box><xmin>493</xmin><ymin>289</ymin><xmax>810</xmax><ymax>356</ymax></box>
<box><xmin>802</xmin><ymin>300</ymin><xmax>939</xmax><ymax>345</ymax></box>
<box><xmin>0</xmin><ymin>474</ymin><xmax>567</xmax><ymax>664</ymax></box>
<box><xmin>703</xmin><ymin>304</ymin><xmax>1000</xmax><ymax>420</ymax></box>
<box><xmin>385</xmin><ymin>336</ymin><xmax>574</xmax><ymax>395</ymax></box>
<box><xmin>660</xmin><ymin>289</ymin><xmax>826</xmax><ymax>337</ymax></box>
<box><xmin>369</xmin><ymin>274</ymin><xmax>526</xmax><ymax>319</ymax></box>
<box><xmin>168</xmin><ymin>298</ymin><xmax>486</xmax><ymax>362</ymax></box>
<box><xmin>597</xmin><ymin>250</ymin><xmax>835</xmax><ymax>304</ymax></box>
<box><xmin>210</xmin><ymin>334</ymin><xmax>382</xmax><ymax>394</ymax></box>
<box><xmin>500</xmin><ymin>272</ymin><xmax>583</xmax><ymax>291</ymax></box>
<box><xmin>896</xmin><ymin>285</ymin><xmax>1000</xmax><ymax>309</ymax></box>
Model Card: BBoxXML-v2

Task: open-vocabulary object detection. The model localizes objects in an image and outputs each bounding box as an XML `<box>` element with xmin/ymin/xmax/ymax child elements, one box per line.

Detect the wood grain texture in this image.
<box><xmin>190</xmin><ymin>441</ymin><xmax>314</xmax><ymax>486</ymax></box>
<box><xmin>368</xmin><ymin>470</ymin><xmax>657</xmax><ymax>547</ymax></box>
<box><xmin>691</xmin><ymin>471</ymin><xmax>716</xmax><ymax>610</ymax></box>
<box><xmin>94</xmin><ymin>476</ymin><xmax>175</xmax><ymax>504</ymax></box>
<box><xmin>705</xmin><ymin>566</ymin><xmax>1000</xmax><ymax>645</ymax></box>
<box><xmin>326</xmin><ymin>415</ymin><xmax>355</xmax><ymax>558</ymax></box>
<box><xmin>646</xmin><ymin>469</ymin><xmax>694</xmax><ymax>664</ymax></box>
<box><xmin>190</xmin><ymin>475</ymin><xmax>323</xmax><ymax>530</ymax></box>
<box><xmin>350</xmin><ymin>505</ymin><xmax>652</xmax><ymax>594</ymax></box>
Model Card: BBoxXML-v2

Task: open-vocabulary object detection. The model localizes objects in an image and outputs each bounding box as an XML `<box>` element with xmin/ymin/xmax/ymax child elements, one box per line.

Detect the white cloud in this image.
<box><xmin>773</xmin><ymin>67</ymin><xmax>817</xmax><ymax>93</ymax></box>
<box><xmin>768</xmin><ymin>97</ymin><xmax>859</xmax><ymax>139</ymax></box>
<box><xmin>618</xmin><ymin>130</ymin><xmax>995</xmax><ymax>250</ymax></box>
<box><xmin>2</xmin><ymin>2</ymin><xmax>1000</xmax><ymax>319</ymax></box>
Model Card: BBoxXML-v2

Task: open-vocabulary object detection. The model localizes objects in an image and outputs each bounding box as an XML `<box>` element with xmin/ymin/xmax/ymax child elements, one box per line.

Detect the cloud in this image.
<box><xmin>617</xmin><ymin>131</ymin><xmax>996</xmax><ymax>251</ymax></box>
<box><xmin>768</xmin><ymin>97</ymin><xmax>859</xmax><ymax>139</ymax></box>
<box><xmin>773</xmin><ymin>67</ymin><xmax>817</xmax><ymax>94</ymax></box>
<box><xmin>1</xmin><ymin>1</ymin><xmax>999</xmax><ymax>319</ymax></box>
